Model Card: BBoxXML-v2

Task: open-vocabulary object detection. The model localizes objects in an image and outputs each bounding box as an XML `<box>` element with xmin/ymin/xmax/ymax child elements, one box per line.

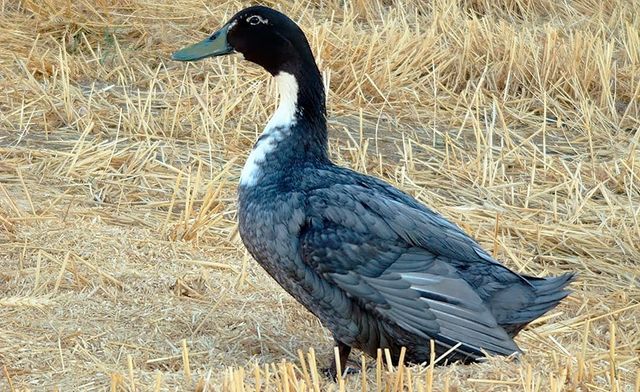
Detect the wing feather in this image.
<box><xmin>302</xmin><ymin>182</ymin><xmax>521</xmax><ymax>358</ymax></box>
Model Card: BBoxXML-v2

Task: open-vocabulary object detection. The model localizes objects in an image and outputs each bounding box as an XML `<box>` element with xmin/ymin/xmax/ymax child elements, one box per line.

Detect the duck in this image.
<box><xmin>172</xmin><ymin>5</ymin><xmax>574</xmax><ymax>378</ymax></box>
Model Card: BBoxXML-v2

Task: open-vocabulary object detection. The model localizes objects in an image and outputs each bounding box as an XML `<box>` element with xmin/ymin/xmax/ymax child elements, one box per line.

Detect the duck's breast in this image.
<box><xmin>238</xmin><ymin>185</ymin><xmax>306</xmax><ymax>281</ymax></box>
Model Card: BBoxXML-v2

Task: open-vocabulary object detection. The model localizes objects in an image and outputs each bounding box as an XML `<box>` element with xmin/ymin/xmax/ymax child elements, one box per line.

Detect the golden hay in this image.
<box><xmin>0</xmin><ymin>0</ymin><xmax>638</xmax><ymax>390</ymax></box>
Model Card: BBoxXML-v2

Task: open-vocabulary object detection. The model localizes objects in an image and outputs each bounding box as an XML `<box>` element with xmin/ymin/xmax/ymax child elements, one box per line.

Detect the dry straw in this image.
<box><xmin>0</xmin><ymin>0</ymin><xmax>639</xmax><ymax>390</ymax></box>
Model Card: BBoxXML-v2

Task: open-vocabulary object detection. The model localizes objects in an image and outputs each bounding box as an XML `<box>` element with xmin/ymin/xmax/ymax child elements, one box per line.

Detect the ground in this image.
<box><xmin>0</xmin><ymin>0</ymin><xmax>639</xmax><ymax>391</ymax></box>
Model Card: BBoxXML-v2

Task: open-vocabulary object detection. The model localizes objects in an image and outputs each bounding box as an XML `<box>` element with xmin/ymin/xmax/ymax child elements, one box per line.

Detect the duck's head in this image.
<box><xmin>172</xmin><ymin>5</ymin><xmax>317</xmax><ymax>76</ymax></box>
<box><xmin>173</xmin><ymin>6</ymin><xmax>328</xmax><ymax>161</ymax></box>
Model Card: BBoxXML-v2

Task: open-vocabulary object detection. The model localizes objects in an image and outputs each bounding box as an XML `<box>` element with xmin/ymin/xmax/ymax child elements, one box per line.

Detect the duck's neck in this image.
<box><xmin>239</xmin><ymin>67</ymin><xmax>329</xmax><ymax>187</ymax></box>
<box><xmin>271</xmin><ymin>67</ymin><xmax>328</xmax><ymax>153</ymax></box>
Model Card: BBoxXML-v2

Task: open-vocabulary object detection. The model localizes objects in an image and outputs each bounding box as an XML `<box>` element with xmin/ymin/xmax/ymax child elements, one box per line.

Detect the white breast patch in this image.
<box><xmin>239</xmin><ymin>72</ymin><xmax>299</xmax><ymax>186</ymax></box>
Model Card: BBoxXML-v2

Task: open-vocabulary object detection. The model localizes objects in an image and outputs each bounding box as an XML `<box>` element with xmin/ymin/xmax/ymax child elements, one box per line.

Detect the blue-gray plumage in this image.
<box><xmin>172</xmin><ymin>5</ymin><xmax>574</xmax><ymax>378</ymax></box>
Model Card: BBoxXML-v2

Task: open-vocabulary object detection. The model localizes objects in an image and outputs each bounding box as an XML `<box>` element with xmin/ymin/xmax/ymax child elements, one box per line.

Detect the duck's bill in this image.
<box><xmin>172</xmin><ymin>24</ymin><xmax>233</xmax><ymax>61</ymax></box>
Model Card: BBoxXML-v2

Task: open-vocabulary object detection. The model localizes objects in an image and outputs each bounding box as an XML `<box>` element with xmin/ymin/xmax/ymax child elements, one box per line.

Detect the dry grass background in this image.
<box><xmin>1</xmin><ymin>0</ymin><xmax>639</xmax><ymax>390</ymax></box>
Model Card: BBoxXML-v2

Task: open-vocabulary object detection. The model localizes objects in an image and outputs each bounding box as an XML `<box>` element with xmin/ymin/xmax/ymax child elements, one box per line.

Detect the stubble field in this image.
<box><xmin>0</xmin><ymin>0</ymin><xmax>639</xmax><ymax>390</ymax></box>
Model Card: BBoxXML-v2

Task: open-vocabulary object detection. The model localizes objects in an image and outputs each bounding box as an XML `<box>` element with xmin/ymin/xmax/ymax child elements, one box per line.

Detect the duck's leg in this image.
<box><xmin>322</xmin><ymin>339</ymin><xmax>352</xmax><ymax>380</ymax></box>
<box><xmin>335</xmin><ymin>339</ymin><xmax>352</xmax><ymax>376</ymax></box>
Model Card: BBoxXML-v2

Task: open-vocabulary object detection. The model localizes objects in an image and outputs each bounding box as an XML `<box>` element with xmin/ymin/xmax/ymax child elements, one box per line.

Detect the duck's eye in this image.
<box><xmin>247</xmin><ymin>15</ymin><xmax>267</xmax><ymax>25</ymax></box>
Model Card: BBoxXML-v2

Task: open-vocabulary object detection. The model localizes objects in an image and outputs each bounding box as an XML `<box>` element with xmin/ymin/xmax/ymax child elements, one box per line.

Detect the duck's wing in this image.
<box><xmin>302</xmin><ymin>183</ymin><xmax>520</xmax><ymax>357</ymax></box>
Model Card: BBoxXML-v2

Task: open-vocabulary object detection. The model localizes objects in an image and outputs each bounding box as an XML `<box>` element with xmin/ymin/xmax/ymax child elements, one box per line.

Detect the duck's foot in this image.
<box><xmin>321</xmin><ymin>365</ymin><xmax>360</xmax><ymax>381</ymax></box>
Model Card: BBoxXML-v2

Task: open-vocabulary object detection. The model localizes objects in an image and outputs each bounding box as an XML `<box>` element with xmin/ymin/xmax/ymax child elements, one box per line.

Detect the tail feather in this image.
<box><xmin>500</xmin><ymin>272</ymin><xmax>575</xmax><ymax>336</ymax></box>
